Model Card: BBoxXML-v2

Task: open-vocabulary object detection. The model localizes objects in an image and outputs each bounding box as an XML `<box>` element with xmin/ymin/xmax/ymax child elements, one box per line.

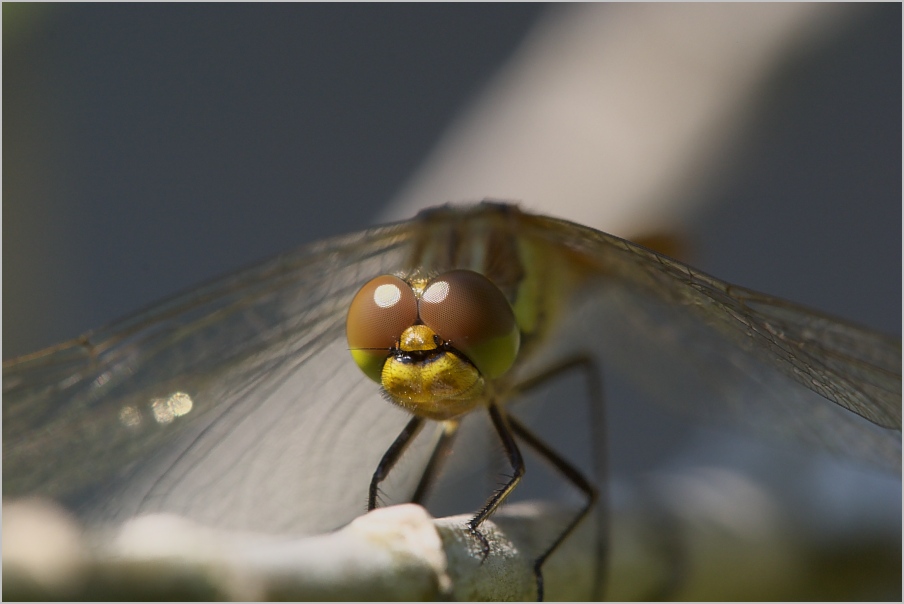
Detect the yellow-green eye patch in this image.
<box><xmin>418</xmin><ymin>270</ymin><xmax>520</xmax><ymax>379</ymax></box>
<box><xmin>346</xmin><ymin>275</ymin><xmax>418</xmax><ymax>382</ymax></box>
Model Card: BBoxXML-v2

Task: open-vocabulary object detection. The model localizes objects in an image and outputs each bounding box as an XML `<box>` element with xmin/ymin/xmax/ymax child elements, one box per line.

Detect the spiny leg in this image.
<box><xmin>467</xmin><ymin>402</ymin><xmax>525</xmax><ymax>561</ymax></box>
<box><xmin>369</xmin><ymin>416</ymin><xmax>426</xmax><ymax>511</ymax></box>
<box><xmin>510</xmin><ymin>354</ymin><xmax>609</xmax><ymax>601</ymax></box>
<box><xmin>508</xmin><ymin>414</ymin><xmax>597</xmax><ymax>601</ymax></box>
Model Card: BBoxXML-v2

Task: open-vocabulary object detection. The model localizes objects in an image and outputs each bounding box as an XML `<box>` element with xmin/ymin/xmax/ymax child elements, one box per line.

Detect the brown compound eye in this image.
<box><xmin>419</xmin><ymin>270</ymin><xmax>520</xmax><ymax>379</ymax></box>
<box><xmin>347</xmin><ymin>275</ymin><xmax>418</xmax><ymax>382</ymax></box>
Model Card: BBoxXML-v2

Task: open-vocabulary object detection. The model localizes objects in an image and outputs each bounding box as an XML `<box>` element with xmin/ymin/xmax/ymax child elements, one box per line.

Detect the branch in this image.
<box><xmin>3</xmin><ymin>499</ymin><xmax>581</xmax><ymax>601</ymax></box>
<box><xmin>4</xmin><ymin>492</ymin><xmax>899</xmax><ymax>601</ymax></box>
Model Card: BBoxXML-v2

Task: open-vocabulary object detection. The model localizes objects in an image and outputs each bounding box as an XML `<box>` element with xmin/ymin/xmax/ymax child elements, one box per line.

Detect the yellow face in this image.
<box><xmin>346</xmin><ymin>269</ymin><xmax>520</xmax><ymax>421</ymax></box>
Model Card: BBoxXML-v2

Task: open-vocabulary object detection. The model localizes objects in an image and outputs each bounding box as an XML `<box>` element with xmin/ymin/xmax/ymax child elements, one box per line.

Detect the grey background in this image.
<box><xmin>4</xmin><ymin>4</ymin><xmax>900</xmax><ymax>361</ymax></box>
<box><xmin>3</xmin><ymin>9</ymin><xmax>901</xmax><ymax>597</ymax></box>
<box><xmin>4</xmin><ymin>4</ymin><xmax>546</xmax><ymax>355</ymax></box>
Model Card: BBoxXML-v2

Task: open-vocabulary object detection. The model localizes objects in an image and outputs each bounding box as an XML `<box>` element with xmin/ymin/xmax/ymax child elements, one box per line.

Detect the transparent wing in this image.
<box><xmin>3</xmin><ymin>221</ymin><xmax>441</xmax><ymax>534</ymax></box>
<box><xmin>519</xmin><ymin>213</ymin><xmax>901</xmax><ymax>468</ymax></box>
<box><xmin>5</xmin><ymin>203</ymin><xmax>900</xmax><ymax>539</ymax></box>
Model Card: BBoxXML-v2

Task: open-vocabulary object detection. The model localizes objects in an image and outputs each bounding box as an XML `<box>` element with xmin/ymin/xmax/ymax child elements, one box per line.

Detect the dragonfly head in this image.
<box><xmin>347</xmin><ymin>270</ymin><xmax>520</xmax><ymax>420</ymax></box>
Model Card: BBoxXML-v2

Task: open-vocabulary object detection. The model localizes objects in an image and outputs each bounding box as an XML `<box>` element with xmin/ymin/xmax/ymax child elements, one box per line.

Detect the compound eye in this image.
<box><xmin>347</xmin><ymin>275</ymin><xmax>418</xmax><ymax>382</ymax></box>
<box><xmin>419</xmin><ymin>270</ymin><xmax>520</xmax><ymax>379</ymax></box>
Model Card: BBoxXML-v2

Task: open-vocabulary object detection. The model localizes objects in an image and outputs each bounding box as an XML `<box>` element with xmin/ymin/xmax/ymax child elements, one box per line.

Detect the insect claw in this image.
<box><xmin>466</xmin><ymin>521</ymin><xmax>491</xmax><ymax>563</ymax></box>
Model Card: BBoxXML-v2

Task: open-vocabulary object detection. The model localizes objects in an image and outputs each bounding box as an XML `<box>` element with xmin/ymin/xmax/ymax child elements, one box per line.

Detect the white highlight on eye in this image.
<box><xmin>373</xmin><ymin>283</ymin><xmax>402</xmax><ymax>308</ymax></box>
<box><xmin>422</xmin><ymin>281</ymin><xmax>450</xmax><ymax>304</ymax></box>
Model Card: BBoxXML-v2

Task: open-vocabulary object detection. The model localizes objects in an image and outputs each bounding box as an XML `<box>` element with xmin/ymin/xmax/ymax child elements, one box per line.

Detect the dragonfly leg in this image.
<box><xmin>510</xmin><ymin>354</ymin><xmax>608</xmax><ymax>601</ymax></box>
<box><xmin>369</xmin><ymin>416</ymin><xmax>426</xmax><ymax>510</ymax></box>
<box><xmin>467</xmin><ymin>402</ymin><xmax>525</xmax><ymax>561</ymax></box>
<box><xmin>410</xmin><ymin>421</ymin><xmax>460</xmax><ymax>506</ymax></box>
<box><xmin>508</xmin><ymin>414</ymin><xmax>598</xmax><ymax>601</ymax></box>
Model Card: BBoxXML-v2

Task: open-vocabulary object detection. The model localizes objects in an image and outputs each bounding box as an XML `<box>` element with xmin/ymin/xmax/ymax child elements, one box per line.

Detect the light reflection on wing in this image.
<box><xmin>3</xmin><ymin>203</ymin><xmax>900</xmax><ymax>536</ymax></box>
<box><xmin>3</xmin><ymin>221</ymin><xmax>437</xmax><ymax>533</ymax></box>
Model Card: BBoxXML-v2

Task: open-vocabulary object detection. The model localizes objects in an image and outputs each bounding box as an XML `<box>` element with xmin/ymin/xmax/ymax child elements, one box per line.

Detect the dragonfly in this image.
<box><xmin>4</xmin><ymin>201</ymin><xmax>901</xmax><ymax>598</ymax></box>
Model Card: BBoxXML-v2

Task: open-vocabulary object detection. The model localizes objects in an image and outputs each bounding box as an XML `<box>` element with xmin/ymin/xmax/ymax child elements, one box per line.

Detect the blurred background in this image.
<box><xmin>4</xmin><ymin>4</ymin><xmax>900</xmax><ymax>358</ymax></box>
<box><xmin>4</xmin><ymin>4</ymin><xmax>901</xmax><ymax>600</ymax></box>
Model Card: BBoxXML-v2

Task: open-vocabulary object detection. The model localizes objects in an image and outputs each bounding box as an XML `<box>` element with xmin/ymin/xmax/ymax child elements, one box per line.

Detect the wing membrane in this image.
<box><xmin>520</xmin><ymin>212</ymin><xmax>901</xmax><ymax>466</ymax></box>
<box><xmin>4</xmin><ymin>203</ymin><xmax>900</xmax><ymax>536</ymax></box>
<box><xmin>3</xmin><ymin>221</ymin><xmax>437</xmax><ymax>532</ymax></box>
